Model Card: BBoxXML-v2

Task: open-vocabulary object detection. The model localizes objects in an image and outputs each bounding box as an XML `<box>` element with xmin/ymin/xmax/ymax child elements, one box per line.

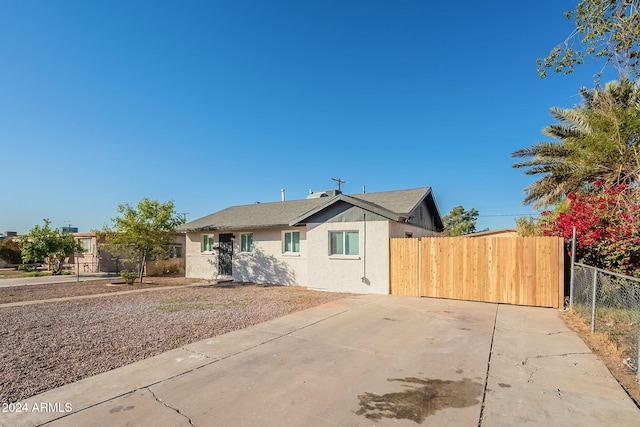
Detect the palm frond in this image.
<box><xmin>548</xmin><ymin>107</ymin><xmax>592</xmax><ymax>134</ymax></box>
<box><xmin>514</xmin><ymin>78</ymin><xmax>640</xmax><ymax>208</ymax></box>
<box><xmin>511</xmin><ymin>141</ymin><xmax>570</xmax><ymax>159</ymax></box>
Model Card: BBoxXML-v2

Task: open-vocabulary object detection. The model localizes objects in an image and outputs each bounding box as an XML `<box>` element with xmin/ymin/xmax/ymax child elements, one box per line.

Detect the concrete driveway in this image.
<box><xmin>2</xmin><ymin>295</ymin><xmax>638</xmax><ymax>426</ymax></box>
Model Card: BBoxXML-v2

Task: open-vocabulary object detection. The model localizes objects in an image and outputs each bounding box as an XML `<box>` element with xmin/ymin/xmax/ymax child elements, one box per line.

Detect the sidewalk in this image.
<box><xmin>0</xmin><ymin>273</ymin><xmax>117</xmax><ymax>288</ymax></box>
<box><xmin>0</xmin><ymin>282</ymin><xmax>208</xmax><ymax>308</ymax></box>
<box><xmin>1</xmin><ymin>296</ymin><xmax>638</xmax><ymax>426</ymax></box>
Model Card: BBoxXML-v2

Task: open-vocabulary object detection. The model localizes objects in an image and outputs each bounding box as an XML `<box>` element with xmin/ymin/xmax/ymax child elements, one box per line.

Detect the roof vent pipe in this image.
<box><xmin>281</xmin><ymin>188</ymin><xmax>285</xmax><ymax>202</ymax></box>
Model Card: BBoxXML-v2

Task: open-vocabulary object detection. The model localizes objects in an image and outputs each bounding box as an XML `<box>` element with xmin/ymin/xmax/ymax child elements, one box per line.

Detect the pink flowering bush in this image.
<box><xmin>543</xmin><ymin>182</ymin><xmax>640</xmax><ymax>277</ymax></box>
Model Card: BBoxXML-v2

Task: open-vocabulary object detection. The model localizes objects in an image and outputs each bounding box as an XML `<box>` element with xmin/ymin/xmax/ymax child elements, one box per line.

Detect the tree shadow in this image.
<box><xmin>233</xmin><ymin>247</ymin><xmax>297</xmax><ymax>286</ymax></box>
<box><xmin>202</xmin><ymin>281</ymin><xmax>282</xmax><ymax>289</ymax></box>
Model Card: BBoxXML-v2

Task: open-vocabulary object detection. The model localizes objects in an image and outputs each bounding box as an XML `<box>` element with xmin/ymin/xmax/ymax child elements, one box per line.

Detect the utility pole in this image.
<box><xmin>331</xmin><ymin>177</ymin><xmax>345</xmax><ymax>191</ymax></box>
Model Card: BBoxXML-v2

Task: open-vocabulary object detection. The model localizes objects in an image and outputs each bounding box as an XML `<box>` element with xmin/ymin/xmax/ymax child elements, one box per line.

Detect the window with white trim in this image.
<box><xmin>240</xmin><ymin>233</ymin><xmax>253</xmax><ymax>252</ymax></box>
<box><xmin>330</xmin><ymin>231</ymin><xmax>359</xmax><ymax>256</ymax></box>
<box><xmin>283</xmin><ymin>231</ymin><xmax>300</xmax><ymax>253</ymax></box>
<box><xmin>202</xmin><ymin>234</ymin><xmax>215</xmax><ymax>252</ymax></box>
<box><xmin>79</xmin><ymin>238</ymin><xmax>92</xmax><ymax>253</ymax></box>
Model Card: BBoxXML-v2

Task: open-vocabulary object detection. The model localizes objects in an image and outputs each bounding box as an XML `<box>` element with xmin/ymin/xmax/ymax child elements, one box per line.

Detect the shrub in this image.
<box><xmin>26</xmin><ymin>271</ymin><xmax>52</xmax><ymax>277</ymax></box>
<box><xmin>120</xmin><ymin>270</ymin><xmax>138</xmax><ymax>285</ymax></box>
<box><xmin>0</xmin><ymin>238</ymin><xmax>22</xmax><ymax>264</ymax></box>
<box><xmin>544</xmin><ymin>183</ymin><xmax>640</xmax><ymax>276</ymax></box>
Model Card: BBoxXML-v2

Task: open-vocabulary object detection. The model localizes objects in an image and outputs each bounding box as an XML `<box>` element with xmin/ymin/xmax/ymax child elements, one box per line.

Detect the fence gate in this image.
<box><xmin>389</xmin><ymin>236</ymin><xmax>565</xmax><ymax>308</ymax></box>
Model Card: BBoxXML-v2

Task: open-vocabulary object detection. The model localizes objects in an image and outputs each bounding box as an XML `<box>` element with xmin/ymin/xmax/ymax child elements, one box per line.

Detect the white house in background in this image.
<box><xmin>178</xmin><ymin>186</ymin><xmax>444</xmax><ymax>294</ymax></box>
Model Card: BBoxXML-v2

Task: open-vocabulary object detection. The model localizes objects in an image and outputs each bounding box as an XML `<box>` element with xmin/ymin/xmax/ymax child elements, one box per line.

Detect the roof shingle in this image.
<box><xmin>178</xmin><ymin>187</ymin><xmax>435</xmax><ymax>232</ymax></box>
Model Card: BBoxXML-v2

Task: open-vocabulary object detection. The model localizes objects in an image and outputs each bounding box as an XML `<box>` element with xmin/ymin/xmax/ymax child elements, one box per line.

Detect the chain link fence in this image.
<box><xmin>571</xmin><ymin>263</ymin><xmax>640</xmax><ymax>380</ymax></box>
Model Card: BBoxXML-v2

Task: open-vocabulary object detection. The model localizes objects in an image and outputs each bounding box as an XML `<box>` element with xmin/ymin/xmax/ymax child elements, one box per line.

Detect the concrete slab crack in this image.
<box><xmin>147</xmin><ymin>387</ymin><xmax>195</xmax><ymax>426</ymax></box>
<box><xmin>523</xmin><ymin>352</ymin><xmax>591</xmax><ymax>366</ymax></box>
<box><xmin>181</xmin><ymin>346</ymin><xmax>211</xmax><ymax>359</ymax></box>
<box><xmin>534</xmin><ymin>352</ymin><xmax>592</xmax><ymax>359</ymax></box>
<box><xmin>478</xmin><ymin>303</ymin><xmax>499</xmax><ymax>426</ymax></box>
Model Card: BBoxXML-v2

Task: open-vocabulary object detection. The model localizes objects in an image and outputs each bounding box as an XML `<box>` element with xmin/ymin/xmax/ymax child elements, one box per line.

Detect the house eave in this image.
<box><xmin>180</xmin><ymin>223</ymin><xmax>304</xmax><ymax>233</ymax></box>
<box><xmin>289</xmin><ymin>194</ymin><xmax>404</xmax><ymax>226</ymax></box>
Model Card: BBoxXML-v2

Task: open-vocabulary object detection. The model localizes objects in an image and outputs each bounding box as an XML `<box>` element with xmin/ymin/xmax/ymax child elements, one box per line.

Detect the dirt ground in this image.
<box><xmin>561</xmin><ymin>310</ymin><xmax>640</xmax><ymax>407</ymax></box>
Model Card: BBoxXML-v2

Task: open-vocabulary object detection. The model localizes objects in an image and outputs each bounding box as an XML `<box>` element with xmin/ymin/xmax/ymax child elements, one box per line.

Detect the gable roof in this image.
<box><xmin>178</xmin><ymin>186</ymin><xmax>442</xmax><ymax>232</ymax></box>
<box><xmin>353</xmin><ymin>187</ymin><xmax>442</xmax><ymax>225</ymax></box>
<box><xmin>178</xmin><ymin>198</ymin><xmax>327</xmax><ymax>232</ymax></box>
<box><xmin>288</xmin><ymin>193</ymin><xmax>405</xmax><ymax>225</ymax></box>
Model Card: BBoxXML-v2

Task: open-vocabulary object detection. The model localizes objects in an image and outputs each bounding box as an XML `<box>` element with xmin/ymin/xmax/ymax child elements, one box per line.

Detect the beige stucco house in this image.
<box><xmin>68</xmin><ymin>232</ymin><xmax>186</xmax><ymax>274</ymax></box>
<box><xmin>178</xmin><ymin>186</ymin><xmax>443</xmax><ymax>294</ymax></box>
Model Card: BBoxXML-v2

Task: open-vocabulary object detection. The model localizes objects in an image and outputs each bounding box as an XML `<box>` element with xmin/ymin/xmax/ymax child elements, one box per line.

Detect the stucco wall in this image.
<box><xmin>185</xmin><ymin>232</ymin><xmax>218</xmax><ymax>280</ymax></box>
<box><xmin>185</xmin><ymin>220</ymin><xmax>438</xmax><ymax>293</ymax></box>
<box><xmin>232</xmin><ymin>228</ymin><xmax>307</xmax><ymax>286</ymax></box>
<box><xmin>306</xmin><ymin>219</ymin><xmax>390</xmax><ymax>294</ymax></box>
<box><xmin>185</xmin><ymin>228</ymin><xmax>307</xmax><ymax>285</ymax></box>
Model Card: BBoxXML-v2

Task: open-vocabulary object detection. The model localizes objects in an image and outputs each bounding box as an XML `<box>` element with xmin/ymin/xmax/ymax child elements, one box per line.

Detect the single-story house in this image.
<box><xmin>68</xmin><ymin>232</ymin><xmax>186</xmax><ymax>274</ymax></box>
<box><xmin>178</xmin><ymin>186</ymin><xmax>444</xmax><ymax>294</ymax></box>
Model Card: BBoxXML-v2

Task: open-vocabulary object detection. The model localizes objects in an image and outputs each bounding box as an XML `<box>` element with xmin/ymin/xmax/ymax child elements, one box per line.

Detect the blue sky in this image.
<box><xmin>0</xmin><ymin>1</ymin><xmax>614</xmax><ymax>234</ymax></box>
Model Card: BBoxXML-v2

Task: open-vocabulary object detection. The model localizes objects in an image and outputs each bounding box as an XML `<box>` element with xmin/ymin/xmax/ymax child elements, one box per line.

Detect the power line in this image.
<box><xmin>477</xmin><ymin>214</ymin><xmax>541</xmax><ymax>217</ymax></box>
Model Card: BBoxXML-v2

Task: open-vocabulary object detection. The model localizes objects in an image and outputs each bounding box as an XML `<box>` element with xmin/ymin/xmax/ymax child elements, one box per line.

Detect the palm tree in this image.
<box><xmin>512</xmin><ymin>78</ymin><xmax>640</xmax><ymax>209</ymax></box>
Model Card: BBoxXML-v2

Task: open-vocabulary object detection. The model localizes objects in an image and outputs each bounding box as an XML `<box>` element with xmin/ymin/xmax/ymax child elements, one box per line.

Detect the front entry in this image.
<box><xmin>218</xmin><ymin>233</ymin><xmax>233</xmax><ymax>276</ymax></box>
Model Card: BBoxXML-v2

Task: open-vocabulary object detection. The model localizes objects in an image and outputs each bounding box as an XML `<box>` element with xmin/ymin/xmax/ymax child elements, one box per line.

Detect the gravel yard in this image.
<box><xmin>0</xmin><ymin>276</ymin><xmax>200</xmax><ymax>304</ymax></box>
<box><xmin>0</xmin><ymin>280</ymin><xmax>351</xmax><ymax>403</ymax></box>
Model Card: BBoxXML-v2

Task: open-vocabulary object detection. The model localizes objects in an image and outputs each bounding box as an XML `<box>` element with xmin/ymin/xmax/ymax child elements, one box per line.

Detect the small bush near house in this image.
<box><xmin>120</xmin><ymin>270</ymin><xmax>137</xmax><ymax>285</ymax></box>
<box><xmin>163</xmin><ymin>264</ymin><xmax>184</xmax><ymax>276</ymax></box>
<box><xmin>146</xmin><ymin>259</ymin><xmax>184</xmax><ymax>277</ymax></box>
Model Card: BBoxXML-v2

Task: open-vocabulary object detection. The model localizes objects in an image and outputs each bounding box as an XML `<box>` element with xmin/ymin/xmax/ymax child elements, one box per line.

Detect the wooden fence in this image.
<box><xmin>390</xmin><ymin>236</ymin><xmax>565</xmax><ymax>308</ymax></box>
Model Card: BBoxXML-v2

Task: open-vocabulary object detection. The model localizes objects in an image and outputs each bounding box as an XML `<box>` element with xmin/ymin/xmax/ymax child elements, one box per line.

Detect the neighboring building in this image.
<box><xmin>178</xmin><ymin>186</ymin><xmax>444</xmax><ymax>294</ymax></box>
<box><xmin>0</xmin><ymin>231</ymin><xmax>18</xmax><ymax>241</ymax></box>
<box><xmin>69</xmin><ymin>233</ymin><xmax>101</xmax><ymax>272</ymax></box>
<box><xmin>68</xmin><ymin>232</ymin><xmax>186</xmax><ymax>273</ymax></box>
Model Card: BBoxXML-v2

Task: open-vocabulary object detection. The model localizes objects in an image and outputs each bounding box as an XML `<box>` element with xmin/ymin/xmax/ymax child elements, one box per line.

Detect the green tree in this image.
<box><xmin>515</xmin><ymin>217</ymin><xmax>544</xmax><ymax>237</ymax></box>
<box><xmin>0</xmin><ymin>238</ymin><xmax>22</xmax><ymax>265</ymax></box>
<box><xmin>537</xmin><ymin>0</ymin><xmax>640</xmax><ymax>81</ymax></box>
<box><xmin>101</xmin><ymin>198</ymin><xmax>185</xmax><ymax>284</ymax></box>
<box><xmin>442</xmin><ymin>206</ymin><xmax>480</xmax><ymax>237</ymax></box>
<box><xmin>512</xmin><ymin>78</ymin><xmax>640</xmax><ymax>208</ymax></box>
<box><xmin>21</xmin><ymin>219</ymin><xmax>82</xmax><ymax>274</ymax></box>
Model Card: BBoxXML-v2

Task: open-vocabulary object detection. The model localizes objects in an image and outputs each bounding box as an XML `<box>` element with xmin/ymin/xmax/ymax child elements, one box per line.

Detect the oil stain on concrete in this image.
<box><xmin>356</xmin><ymin>377</ymin><xmax>483</xmax><ymax>423</ymax></box>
